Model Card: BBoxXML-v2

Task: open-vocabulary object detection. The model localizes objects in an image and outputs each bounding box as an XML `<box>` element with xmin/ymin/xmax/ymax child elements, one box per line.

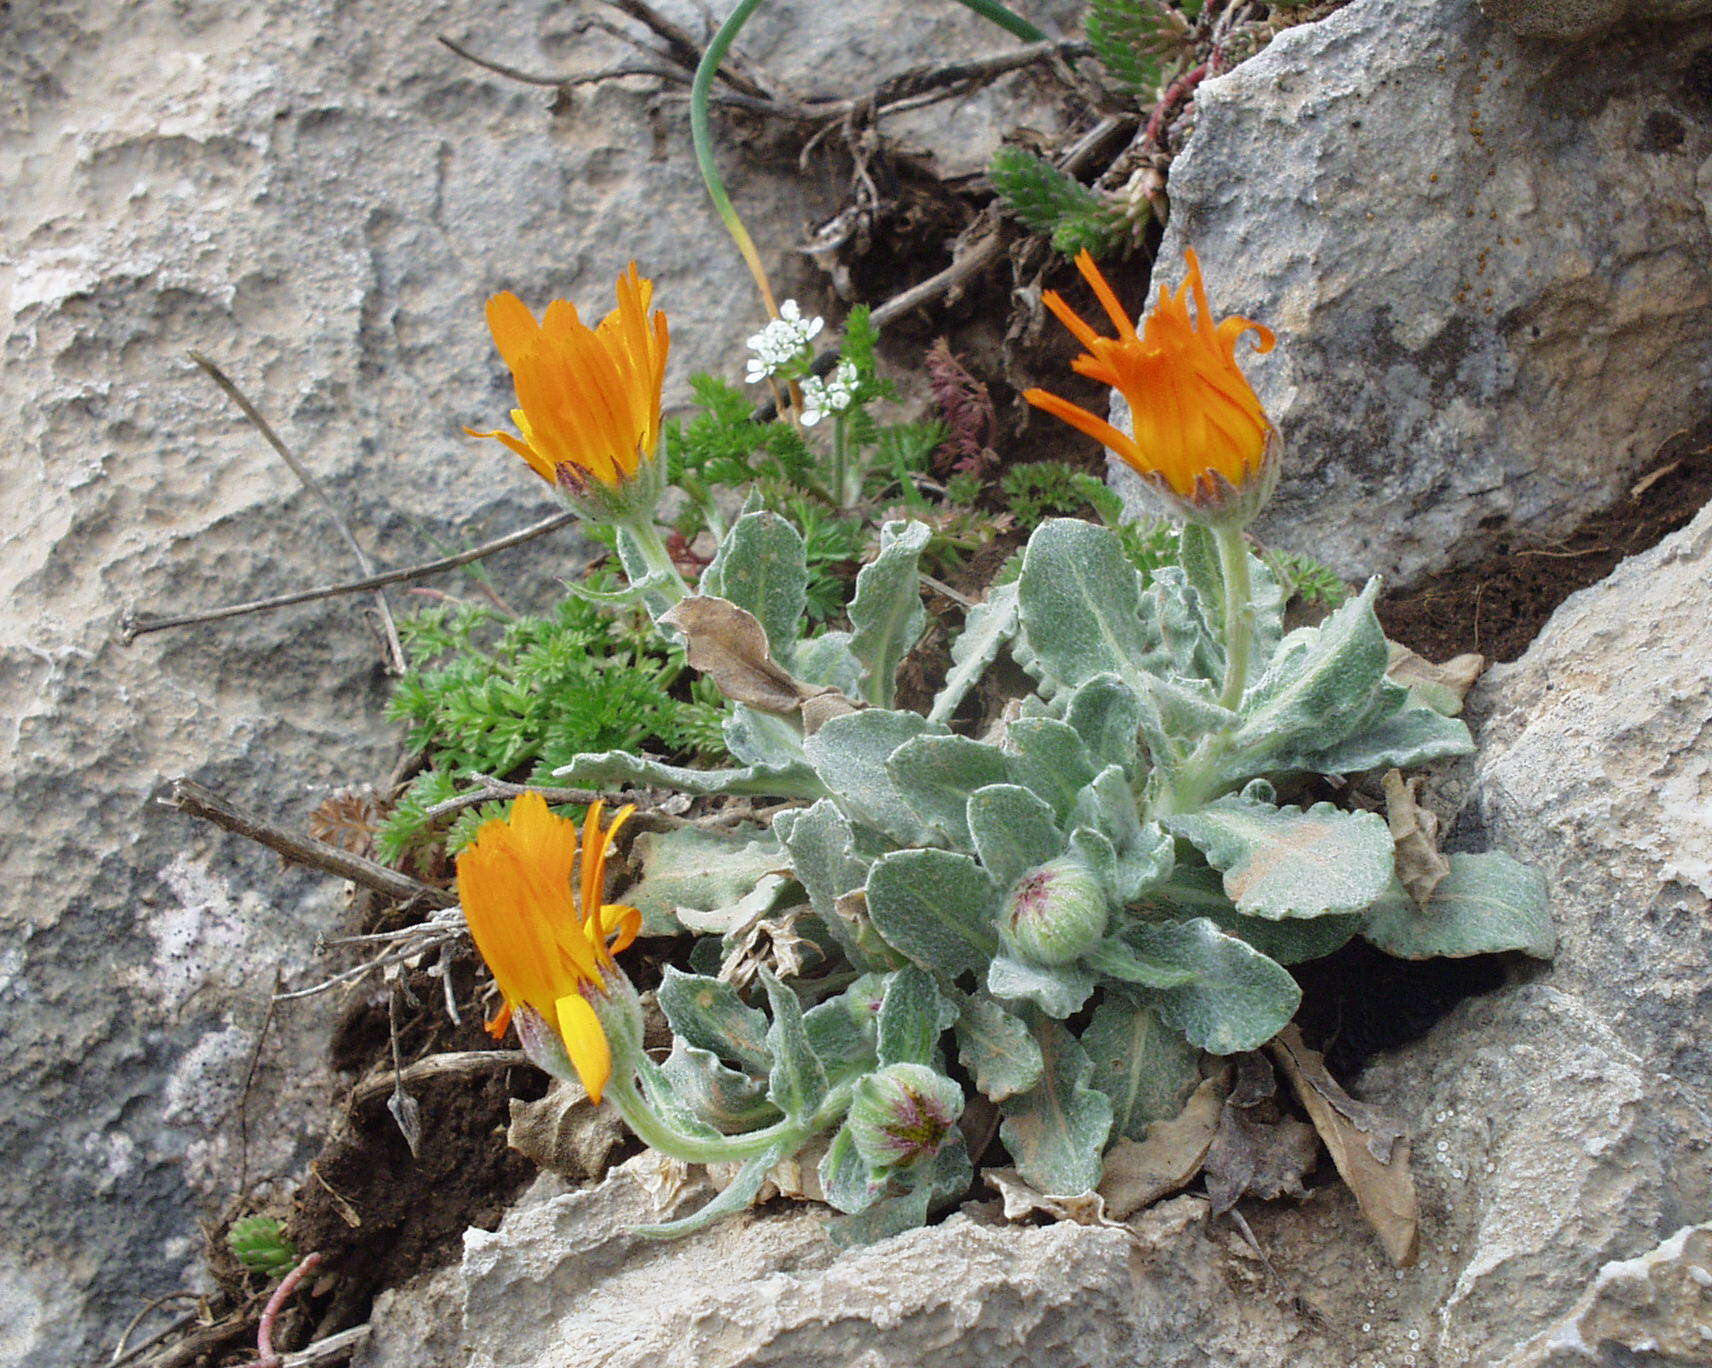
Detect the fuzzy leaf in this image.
<box><xmin>999</xmin><ymin>1016</ymin><xmax>1113</xmax><ymax>1195</ymax></box>
<box><xmin>723</xmin><ymin>704</ymin><xmax>807</xmax><ymax>768</ymax></box>
<box><xmin>699</xmin><ymin>510</ymin><xmax>808</xmax><ymax>658</ymax></box>
<box><xmin>632</xmin><ymin>1140</ymin><xmax>792</xmax><ymax>1239</ymax></box>
<box><xmin>1114</xmin><ymin>918</ymin><xmax>1302</xmax><ymax>1055</ymax></box>
<box><xmin>656</xmin><ymin>968</ymin><xmax>773</xmax><ymax>1076</ymax></box>
<box><xmin>661</xmin><ymin>1041</ymin><xmax>778</xmax><ymax>1132</ymax></box>
<box><xmin>792</xmin><ymin>630</ymin><xmax>865</xmax><ymax>696</ymax></box>
<box><xmin>803</xmin><ymin>708</ymin><xmax>943</xmax><ymax>844</ymax></box>
<box><xmin>1222</xmin><ymin>579</ymin><xmax>1390</xmax><ymax>778</ymax></box>
<box><xmin>877</xmin><ymin>966</ymin><xmax>955</xmax><ymax>1067</ymax></box>
<box><xmin>1280</xmin><ymin>684</ymin><xmax>1475</xmax><ymax>776</ymax></box>
<box><xmin>1362</xmin><ymin>852</ymin><xmax>1554</xmax><ymax>960</ymax></box>
<box><xmin>887</xmin><ymin>734</ymin><xmax>1015</xmax><ymax>850</ymax></box>
<box><xmin>626</xmin><ymin>826</ymin><xmax>786</xmax><ymax>936</ymax></box>
<box><xmin>928</xmin><ymin>581</ymin><xmax>1020</xmax><ymax>724</ymax></box>
<box><xmin>953</xmin><ymin>995</ymin><xmax>1043</xmax><ymax>1101</ymax></box>
<box><xmin>1071</xmin><ymin>765</ymin><xmax>1172</xmax><ymax>901</ymax></box>
<box><xmin>1082</xmin><ymin>996</ymin><xmax>1201</xmax><ymax>1142</ymax></box>
<box><xmin>758</xmin><ymin>969</ymin><xmax>828</xmax><ymax>1119</ymax></box>
<box><xmin>986</xmin><ymin>952</ymin><xmax>1097</xmax><ymax>1019</ymax></box>
<box><xmin>1163</xmin><ymin>796</ymin><xmax>1394</xmax><ymax>921</ymax></box>
<box><xmin>849</xmin><ymin>520</ymin><xmax>931</xmax><ymax>707</ymax></box>
<box><xmin>865</xmin><ymin>848</ymin><xmax>1000</xmax><ymax>976</ymax></box>
<box><xmin>553</xmin><ymin>749</ymin><xmax>825</xmax><ymax>800</ymax></box>
<box><xmin>966</xmin><ymin>783</ymin><xmax>1062</xmax><ymax>890</ymax></box>
<box><xmin>803</xmin><ymin>995</ymin><xmax>877</xmax><ymax>1081</ymax></box>
<box><xmin>1018</xmin><ymin>517</ymin><xmax>1161</xmax><ymax>695</ymax></box>
<box><xmin>1006</xmin><ymin>717</ymin><xmax>1097</xmax><ymax>822</ymax></box>
<box><xmin>1133</xmin><ymin>864</ymin><xmax>1361</xmax><ymax>965</ymax></box>
<box><xmin>1064</xmin><ymin>674</ymin><xmax>1145</xmax><ymax>778</ymax></box>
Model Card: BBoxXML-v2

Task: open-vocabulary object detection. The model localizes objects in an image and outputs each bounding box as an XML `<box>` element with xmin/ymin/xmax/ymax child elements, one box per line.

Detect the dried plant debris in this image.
<box><xmin>507</xmin><ymin>1083</ymin><xmax>627</xmax><ymax>1182</ymax></box>
<box><xmin>1268</xmin><ymin>1025</ymin><xmax>1418</xmax><ymax>1266</ymax></box>
<box><xmin>1382</xmin><ymin>769</ymin><xmax>1452</xmax><ymax>910</ymax></box>
<box><xmin>1097</xmin><ymin>1070</ymin><xmax>1227</xmax><ymax>1220</ymax></box>
<box><xmin>1200</xmin><ymin>1053</ymin><xmax>1318</xmax><ymax>1216</ymax></box>
<box><xmin>309</xmin><ymin>788</ymin><xmax>385</xmax><ymax>856</ymax></box>
<box><xmin>1386</xmin><ymin>641</ymin><xmax>1484</xmax><ymax>716</ymax></box>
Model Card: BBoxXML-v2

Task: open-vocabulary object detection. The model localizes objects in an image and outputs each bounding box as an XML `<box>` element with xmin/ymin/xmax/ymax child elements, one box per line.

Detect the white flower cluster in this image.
<box><xmin>744</xmin><ymin>299</ymin><xmax>824</xmax><ymax>383</ymax></box>
<box><xmin>799</xmin><ymin>359</ymin><xmax>860</xmax><ymax>427</ymax></box>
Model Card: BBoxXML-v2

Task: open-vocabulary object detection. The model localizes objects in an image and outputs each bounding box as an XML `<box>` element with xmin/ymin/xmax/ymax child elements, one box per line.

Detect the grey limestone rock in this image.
<box><xmin>1480</xmin><ymin>0</ymin><xmax>1712</xmax><ymax>41</ymax></box>
<box><xmin>1113</xmin><ymin>0</ymin><xmax>1712</xmax><ymax>584</ymax></box>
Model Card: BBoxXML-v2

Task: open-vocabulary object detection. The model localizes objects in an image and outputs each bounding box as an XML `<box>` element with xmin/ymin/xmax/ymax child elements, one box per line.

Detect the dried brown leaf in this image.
<box><xmin>1268</xmin><ymin>1025</ymin><xmax>1418</xmax><ymax>1266</ymax></box>
<box><xmin>1383</xmin><ymin>769</ymin><xmax>1451</xmax><ymax>910</ymax></box>
<box><xmin>308</xmin><ymin>788</ymin><xmax>383</xmax><ymax>855</ymax></box>
<box><xmin>1202</xmin><ymin>1108</ymin><xmax>1319</xmax><ymax>1216</ymax></box>
<box><xmin>507</xmin><ymin>1082</ymin><xmax>625</xmax><ymax>1181</ymax></box>
<box><xmin>1098</xmin><ymin>1071</ymin><xmax>1227</xmax><ymax>1220</ymax></box>
<box><xmin>985</xmin><ymin>1168</ymin><xmax>1113</xmax><ymax>1226</ymax></box>
<box><xmin>1386</xmin><ymin>642</ymin><xmax>1485</xmax><ymax>714</ymax></box>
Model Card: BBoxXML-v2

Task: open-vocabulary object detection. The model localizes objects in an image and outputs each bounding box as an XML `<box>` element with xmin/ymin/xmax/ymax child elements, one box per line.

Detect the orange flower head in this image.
<box><xmin>1025</xmin><ymin>249</ymin><xmax>1278</xmax><ymax>523</ymax></box>
<box><xmin>455</xmin><ymin>792</ymin><xmax>642</xmax><ymax>1103</ymax></box>
<box><xmin>467</xmin><ymin>263</ymin><xmax>669</xmax><ymax>517</ymax></box>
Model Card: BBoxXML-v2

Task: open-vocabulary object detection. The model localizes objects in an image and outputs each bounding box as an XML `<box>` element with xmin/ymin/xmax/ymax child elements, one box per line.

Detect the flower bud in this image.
<box><xmin>1004</xmin><ymin>857</ymin><xmax>1109</xmax><ymax>965</ymax></box>
<box><xmin>847</xmin><ymin>1064</ymin><xmax>965</xmax><ymax>1171</ymax></box>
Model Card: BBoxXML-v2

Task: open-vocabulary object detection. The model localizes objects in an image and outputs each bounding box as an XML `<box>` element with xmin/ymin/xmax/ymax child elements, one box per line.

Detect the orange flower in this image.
<box><xmin>467</xmin><ymin>263</ymin><xmax>669</xmax><ymax>503</ymax></box>
<box><xmin>456</xmin><ymin>792</ymin><xmax>641</xmax><ymax>1103</ymax></box>
<box><xmin>1025</xmin><ymin>249</ymin><xmax>1277</xmax><ymax>520</ymax></box>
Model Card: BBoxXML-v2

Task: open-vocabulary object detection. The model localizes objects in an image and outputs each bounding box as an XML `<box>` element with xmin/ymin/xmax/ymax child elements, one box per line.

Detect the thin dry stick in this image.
<box><xmin>243</xmin><ymin>1252</ymin><xmax>324</xmax><ymax>1368</ymax></box>
<box><xmin>279</xmin><ymin>1325</ymin><xmax>370</xmax><ymax>1368</ymax></box>
<box><xmin>420</xmin><ymin>773</ymin><xmax>652</xmax><ymax>822</ymax></box>
<box><xmin>110</xmin><ymin>1296</ymin><xmax>202</xmax><ymax>1366</ymax></box>
<box><xmin>187</xmin><ymin>351</ymin><xmax>406</xmax><ymax>674</ymax></box>
<box><xmin>348</xmin><ymin>1049</ymin><xmax>526</xmax><ymax>1108</ymax></box>
<box><xmin>158</xmin><ymin>778</ymin><xmax>458</xmax><ymax>910</ymax></box>
<box><xmin>122</xmin><ymin>510</ymin><xmax>576</xmax><ymax>642</ymax></box>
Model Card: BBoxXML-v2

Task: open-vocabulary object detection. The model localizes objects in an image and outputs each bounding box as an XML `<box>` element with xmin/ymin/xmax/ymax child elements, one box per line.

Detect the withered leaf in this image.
<box><xmin>1383</xmin><ymin>769</ymin><xmax>1452</xmax><ymax>910</ymax></box>
<box><xmin>1098</xmin><ymin>1071</ymin><xmax>1227</xmax><ymax>1220</ymax></box>
<box><xmin>985</xmin><ymin>1168</ymin><xmax>1113</xmax><ymax>1226</ymax></box>
<box><xmin>1386</xmin><ymin>642</ymin><xmax>1484</xmax><ymax>715</ymax></box>
<box><xmin>1268</xmin><ymin>1025</ymin><xmax>1418</xmax><ymax>1266</ymax></box>
<box><xmin>1202</xmin><ymin>1107</ymin><xmax>1319</xmax><ymax>1216</ymax></box>
<box><xmin>507</xmin><ymin>1082</ymin><xmax>625</xmax><ymax>1181</ymax></box>
<box><xmin>662</xmin><ymin>596</ymin><xmax>859</xmax><ymax>733</ymax></box>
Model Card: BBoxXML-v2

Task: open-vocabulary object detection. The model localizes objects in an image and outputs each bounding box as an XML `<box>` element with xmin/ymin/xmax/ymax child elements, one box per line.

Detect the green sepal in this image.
<box><xmin>953</xmin><ymin>993</ymin><xmax>1043</xmax><ymax>1101</ymax></box>
<box><xmin>967</xmin><ymin>783</ymin><xmax>1062</xmax><ymax>890</ymax></box>
<box><xmin>849</xmin><ymin>520</ymin><xmax>931</xmax><ymax>707</ymax></box>
<box><xmin>986</xmin><ymin>952</ymin><xmax>1096</xmax><ymax>1019</ymax></box>
<box><xmin>887</xmin><ymin>734</ymin><xmax>1015</xmax><ymax>850</ymax></box>
<box><xmin>656</xmin><ymin>967</ymin><xmax>774</xmax><ymax>1076</ymax></box>
<box><xmin>865</xmin><ymin>848</ymin><xmax>1000</xmax><ymax>976</ymax></box>
<box><xmin>625</xmin><ymin>826</ymin><xmax>787</xmax><ymax>936</ymax></box>
<box><xmin>999</xmin><ymin>1015</ymin><xmax>1113</xmax><ymax>1194</ymax></box>
<box><xmin>757</xmin><ymin>969</ymin><xmax>828</xmax><ymax>1119</ymax></box>
<box><xmin>1162</xmin><ymin>796</ymin><xmax>1395</xmax><ymax>921</ymax></box>
<box><xmin>877</xmin><ymin>965</ymin><xmax>956</xmax><ymax>1067</ymax></box>
<box><xmin>699</xmin><ymin>509</ymin><xmax>808</xmax><ymax>658</ymax></box>
<box><xmin>803</xmin><ymin>709</ymin><xmax>944</xmax><ymax>844</ymax></box>
<box><xmin>1111</xmin><ymin>917</ymin><xmax>1302</xmax><ymax>1054</ymax></box>
<box><xmin>1081</xmin><ymin>995</ymin><xmax>1201</xmax><ymax>1142</ymax></box>
<box><xmin>1362</xmin><ymin>851</ymin><xmax>1554</xmax><ymax>960</ymax></box>
<box><xmin>928</xmin><ymin>581</ymin><xmax>1020</xmax><ymax>725</ymax></box>
<box><xmin>1017</xmin><ymin>517</ymin><xmax>1164</xmax><ymax>696</ymax></box>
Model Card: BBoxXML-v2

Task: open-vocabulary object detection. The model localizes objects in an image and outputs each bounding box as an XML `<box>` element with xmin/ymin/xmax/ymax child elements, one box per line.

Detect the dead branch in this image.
<box><xmin>121</xmin><ymin>510</ymin><xmax>576</xmax><ymax>642</ymax></box>
<box><xmin>188</xmin><ymin>352</ymin><xmax>405</xmax><ymax>674</ymax></box>
<box><xmin>158</xmin><ymin>778</ymin><xmax>457</xmax><ymax>910</ymax></box>
<box><xmin>347</xmin><ymin>1049</ymin><xmax>527</xmax><ymax>1109</ymax></box>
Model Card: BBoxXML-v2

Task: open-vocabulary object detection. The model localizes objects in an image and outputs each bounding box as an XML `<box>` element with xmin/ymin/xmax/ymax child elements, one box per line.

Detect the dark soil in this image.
<box><xmin>1380</xmin><ymin>436</ymin><xmax>1712</xmax><ymax>663</ymax></box>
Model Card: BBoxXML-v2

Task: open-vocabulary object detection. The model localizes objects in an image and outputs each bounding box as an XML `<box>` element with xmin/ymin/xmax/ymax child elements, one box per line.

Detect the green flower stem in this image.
<box><xmin>1215</xmin><ymin>523</ymin><xmax>1254</xmax><ymax>713</ymax></box>
<box><xmin>948</xmin><ymin>0</ymin><xmax>1048</xmax><ymax>42</ymax></box>
<box><xmin>691</xmin><ymin>0</ymin><xmax>781</xmax><ymax>319</ymax></box>
<box><xmin>608</xmin><ymin>1074</ymin><xmax>855</xmax><ymax>1165</ymax></box>
<box><xmin>831</xmin><ymin>412</ymin><xmax>853</xmax><ymax>507</ymax></box>
<box><xmin>619</xmin><ymin>515</ymin><xmax>693</xmax><ymax>605</ymax></box>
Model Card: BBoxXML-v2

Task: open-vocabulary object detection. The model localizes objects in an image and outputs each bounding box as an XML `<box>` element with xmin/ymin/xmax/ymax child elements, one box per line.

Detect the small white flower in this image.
<box><xmin>798</xmin><ymin>359</ymin><xmax>859</xmax><ymax>426</ymax></box>
<box><xmin>743</xmin><ymin>301</ymin><xmax>825</xmax><ymax>382</ymax></box>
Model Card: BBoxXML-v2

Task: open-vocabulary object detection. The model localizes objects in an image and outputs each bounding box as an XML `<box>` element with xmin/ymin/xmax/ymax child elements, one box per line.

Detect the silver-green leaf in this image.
<box><xmin>865</xmin><ymin>848</ymin><xmax>1000</xmax><ymax>976</ymax></box>
<box><xmin>1362</xmin><ymin>852</ymin><xmax>1554</xmax><ymax>960</ymax></box>
<box><xmin>849</xmin><ymin>520</ymin><xmax>931</xmax><ymax>707</ymax></box>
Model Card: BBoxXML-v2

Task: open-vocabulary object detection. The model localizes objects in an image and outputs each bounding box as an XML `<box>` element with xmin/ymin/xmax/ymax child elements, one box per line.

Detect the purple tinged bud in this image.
<box><xmin>847</xmin><ymin>1064</ymin><xmax>964</xmax><ymax>1171</ymax></box>
<box><xmin>1004</xmin><ymin>857</ymin><xmax>1109</xmax><ymax>965</ymax></box>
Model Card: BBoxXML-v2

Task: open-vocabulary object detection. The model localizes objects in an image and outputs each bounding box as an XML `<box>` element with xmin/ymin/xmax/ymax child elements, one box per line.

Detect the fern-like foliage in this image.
<box><xmin>989</xmin><ymin>146</ymin><xmax>1129</xmax><ymax>259</ymax></box>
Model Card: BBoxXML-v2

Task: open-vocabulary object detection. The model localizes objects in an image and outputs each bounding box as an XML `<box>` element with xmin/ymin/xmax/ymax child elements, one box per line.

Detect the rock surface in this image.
<box><xmin>0</xmin><ymin>2</ymin><xmax>1078</xmax><ymax>1363</ymax></box>
<box><xmin>1116</xmin><ymin>0</ymin><xmax>1712</xmax><ymax>584</ymax></box>
<box><xmin>1479</xmin><ymin>0</ymin><xmax>1712</xmax><ymax>41</ymax></box>
<box><xmin>358</xmin><ymin>506</ymin><xmax>1712</xmax><ymax>1368</ymax></box>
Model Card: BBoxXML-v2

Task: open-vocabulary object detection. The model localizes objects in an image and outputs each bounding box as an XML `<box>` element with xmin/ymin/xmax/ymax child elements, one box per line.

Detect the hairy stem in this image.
<box><xmin>619</xmin><ymin>516</ymin><xmax>693</xmax><ymax>605</ymax></box>
<box><xmin>1215</xmin><ymin>523</ymin><xmax>1253</xmax><ymax>713</ymax></box>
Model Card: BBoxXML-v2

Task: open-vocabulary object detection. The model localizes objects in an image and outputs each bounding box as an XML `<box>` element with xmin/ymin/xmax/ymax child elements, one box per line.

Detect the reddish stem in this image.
<box><xmin>1143</xmin><ymin>62</ymin><xmax>1208</xmax><ymax>150</ymax></box>
<box><xmin>244</xmin><ymin>1252</ymin><xmax>323</xmax><ymax>1368</ymax></box>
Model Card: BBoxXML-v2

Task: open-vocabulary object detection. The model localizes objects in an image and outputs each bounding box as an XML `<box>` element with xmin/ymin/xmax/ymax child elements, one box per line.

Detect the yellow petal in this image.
<box><xmin>556</xmin><ymin>991</ymin><xmax>612</xmax><ymax>1104</ymax></box>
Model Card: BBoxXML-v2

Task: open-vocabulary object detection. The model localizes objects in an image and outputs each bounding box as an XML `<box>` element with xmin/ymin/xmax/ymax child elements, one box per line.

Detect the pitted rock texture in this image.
<box><xmin>1480</xmin><ymin>0</ymin><xmax>1712</xmax><ymax>41</ymax></box>
<box><xmin>1114</xmin><ymin>0</ymin><xmax>1712</xmax><ymax>584</ymax></box>
<box><xmin>0</xmin><ymin>1</ymin><xmax>1078</xmax><ymax>1363</ymax></box>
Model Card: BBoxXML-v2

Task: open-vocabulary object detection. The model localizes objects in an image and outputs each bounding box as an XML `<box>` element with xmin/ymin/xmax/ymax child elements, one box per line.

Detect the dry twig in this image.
<box><xmin>347</xmin><ymin>1049</ymin><xmax>527</xmax><ymax>1108</ymax></box>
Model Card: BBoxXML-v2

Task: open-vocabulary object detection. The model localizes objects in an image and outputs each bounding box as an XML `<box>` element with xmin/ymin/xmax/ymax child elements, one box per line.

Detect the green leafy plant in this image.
<box><xmin>227</xmin><ymin>1216</ymin><xmax>297</xmax><ymax>1275</ymax></box>
<box><xmin>541</xmin><ymin>507</ymin><xmax>1551</xmax><ymax>1242</ymax></box>
<box><xmin>1086</xmin><ymin>0</ymin><xmax>1198</xmax><ymax>95</ymax></box>
<box><xmin>989</xmin><ymin>146</ymin><xmax>1132</xmax><ymax>259</ymax></box>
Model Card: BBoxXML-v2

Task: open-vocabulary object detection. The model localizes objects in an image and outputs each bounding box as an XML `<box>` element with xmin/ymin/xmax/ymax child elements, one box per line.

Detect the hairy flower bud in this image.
<box><xmin>847</xmin><ymin>1064</ymin><xmax>965</xmax><ymax>1171</ymax></box>
<box><xmin>1004</xmin><ymin>857</ymin><xmax>1109</xmax><ymax>965</ymax></box>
